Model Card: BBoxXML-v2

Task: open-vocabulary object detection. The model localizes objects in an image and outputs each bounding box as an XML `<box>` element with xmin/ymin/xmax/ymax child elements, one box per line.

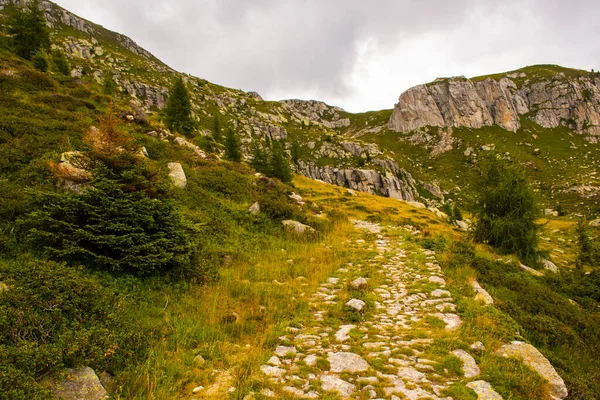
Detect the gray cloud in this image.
<box><xmin>53</xmin><ymin>0</ymin><xmax>600</xmax><ymax>111</ymax></box>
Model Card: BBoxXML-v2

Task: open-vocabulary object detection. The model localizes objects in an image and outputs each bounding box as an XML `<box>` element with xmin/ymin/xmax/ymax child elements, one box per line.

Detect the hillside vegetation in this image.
<box><xmin>0</xmin><ymin>1</ymin><xmax>599</xmax><ymax>400</ymax></box>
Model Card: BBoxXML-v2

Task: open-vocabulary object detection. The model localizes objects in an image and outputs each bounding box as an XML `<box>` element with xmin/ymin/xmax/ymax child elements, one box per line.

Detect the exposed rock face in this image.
<box><xmin>281</xmin><ymin>99</ymin><xmax>350</xmax><ymax>129</ymax></box>
<box><xmin>496</xmin><ymin>341</ymin><xmax>568</xmax><ymax>400</ymax></box>
<box><xmin>47</xmin><ymin>367</ymin><xmax>108</xmax><ymax>400</ymax></box>
<box><xmin>389</xmin><ymin>71</ymin><xmax>600</xmax><ymax>140</ymax></box>
<box><xmin>121</xmin><ymin>80</ymin><xmax>168</xmax><ymax>109</ymax></box>
<box><xmin>327</xmin><ymin>352</ymin><xmax>369</xmax><ymax>373</ymax></box>
<box><xmin>296</xmin><ymin>160</ymin><xmax>418</xmax><ymax>202</ymax></box>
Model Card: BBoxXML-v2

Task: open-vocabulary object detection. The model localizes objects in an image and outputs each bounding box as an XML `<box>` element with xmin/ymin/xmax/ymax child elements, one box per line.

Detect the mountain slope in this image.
<box><xmin>0</xmin><ymin>2</ymin><xmax>599</xmax><ymax>399</ymax></box>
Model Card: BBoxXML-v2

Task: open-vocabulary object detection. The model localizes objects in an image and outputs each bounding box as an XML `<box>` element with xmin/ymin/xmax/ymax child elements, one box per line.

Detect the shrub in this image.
<box><xmin>30</xmin><ymin>50</ymin><xmax>48</xmax><ymax>72</ymax></box>
<box><xmin>473</xmin><ymin>160</ymin><xmax>539</xmax><ymax>263</ymax></box>
<box><xmin>51</xmin><ymin>50</ymin><xmax>70</xmax><ymax>75</ymax></box>
<box><xmin>576</xmin><ymin>219</ymin><xmax>600</xmax><ymax>268</ymax></box>
<box><xmin>0</xmin><ymin>257</ymin><xmax>150</xmax><ymax>398</ymax></box>
<box><xmin>269</xmin><ymin>140</ymin><xmax>292</xmax><ymax>183</ymax></box>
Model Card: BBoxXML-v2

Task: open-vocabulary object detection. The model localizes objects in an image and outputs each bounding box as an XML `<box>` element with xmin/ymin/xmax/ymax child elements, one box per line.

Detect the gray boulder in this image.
<box><xmin>168</xmin><ymin>162</ymin><xmax>187</xmax><ymax>188</ymax></box>
<box><xmin>496</xmin><ymin>341</ymin><xmax>568</xmax><ymax>399</ymax></box>
<box><xmin>282</xmin><ymin>220</ymin><xmax>316</xmax><ymax>234</ymax></box>
<box><xmin>48</xmin><ymin>367</ymin><xmax>108</xmax><ymax>400</ymax></box>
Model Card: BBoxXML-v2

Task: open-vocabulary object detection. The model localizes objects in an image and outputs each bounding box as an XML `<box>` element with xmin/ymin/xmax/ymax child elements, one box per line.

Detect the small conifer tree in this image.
<box><xmin>291</xmin><ymin>141</ymin><xmax>300</xmax><ymax>164</ymax></box>
<box><xmin>31</xmin><ymin>50</ymin><xmax>48</xmax><ymax>72</ymax></box>
<box><xmin>213</xmin><ymin>114</ymin><xmax>222</xmax><ymax>142</ymax></box>
<box><xmin>165</xmin><ymin>77</ymin><xmax>194</xmax><ymax>135</ymax></box>
<box><xmin>473</xmin><ymin>160</ymin><xmax>539</xmax><ymax>263</ymax></box>
<box><xmin>269</xmin><ymin>141</ymin><xmax>292</xmax><ymax>183</ymax></box>
<box><xmin>7</xmin><ymin>0</ymin><xmax>50</xmax><ymax>60</ymax></box>
<box><xmin>250</xmin><ymin>141</ymin><xmax>269</xmax><ymax>174</ymax></box>
<box><xmin>51</xmin><ymin>49</ymin><xmax>70</xmax><ymax>75</ymax></box>
<box><xmin>224</xmin><ymin>126</ymin><xmax>242</xmax><ymax>162</ymax></box>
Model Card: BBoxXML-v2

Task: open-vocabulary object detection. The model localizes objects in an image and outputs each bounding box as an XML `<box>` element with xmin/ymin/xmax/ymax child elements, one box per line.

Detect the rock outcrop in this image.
<box><xmin>496</xmin><ymin>341</ymin><xmax>568</xmax><ymax>400</ymax></box>
<box><xmin>389</xmin><ymin>69</ymin><xmax>600</xmax><ymax>141</ymax></box>
<box><xmin>281</xmin><ymin>99</ymin><xmax>350</xmax><ymax>129</ymax></box>
<box><xmin>46</xmin><ymin>367</ymin><xmax>108</xmax><ymax>400</ymax></box>
<box><xmin>168</xmin><ymin>162</ymin><xmax>187</xmax><ymax>188</ymax></box>
<box><xmin>296</xmin><ymin>161</ymin><xmax>418</xmax><ymax>202</ymax></box>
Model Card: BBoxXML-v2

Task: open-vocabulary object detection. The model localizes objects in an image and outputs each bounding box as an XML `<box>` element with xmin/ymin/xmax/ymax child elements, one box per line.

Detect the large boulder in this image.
<box><xmin>495</xmin><ymin>341</ymin><xmax>568</xmax><ymax>399</ymax></box>
<box><xmin>168</xmin><ymin>162</ymin><xmax>187</xmax><ymax>188</ymax></box>
<box><xmin>47</xmin><ymin>367</ymin><xmax>108</xmax><ymax>400</ymax></box>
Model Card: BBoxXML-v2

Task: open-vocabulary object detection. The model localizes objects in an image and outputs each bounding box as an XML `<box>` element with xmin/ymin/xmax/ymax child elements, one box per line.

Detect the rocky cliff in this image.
<box><xmin>296</xmin><ymin>160</ymin><xmax>418</xmax><ymax>202</ymax></box>
<box><xmin>388</xmin><ymin>67</ymin><xmax>600</xmax><ymax>142</ymax></box>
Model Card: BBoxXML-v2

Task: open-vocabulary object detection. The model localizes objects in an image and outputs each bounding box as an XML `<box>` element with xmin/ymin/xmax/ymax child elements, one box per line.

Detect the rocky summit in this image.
<box><xmin>389</xmin><ymin>67</ymin><xmax>600</xmax><ymax>141</ymax></box>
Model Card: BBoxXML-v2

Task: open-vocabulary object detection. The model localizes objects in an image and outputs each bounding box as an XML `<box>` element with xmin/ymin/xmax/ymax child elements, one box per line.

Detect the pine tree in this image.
<box><xmin>213</xmin><ymin>114</ymin><xmax>222</xmax><ymax>142</ymax></box>
<box><xmin>473</xmin><ymin>160</ymin><xmax>539</xmax><ymax>263</ymax></box>
<box><xmin>7</xmin><ymin>0</ymin><xmax>50</xmax><ymax>60</ymax></box>
<box><xmin>224</xmin><ymin>126</ymin><xmax>242</xmax><ymax>162</ymax></box>
<box><xmin>269</xmin><ymin>141</ymin><xmax>292</xmax><ymax>183</ymax></box>
<box><xmin>165</xmin><ymin>77</ymin><xmax>194</xmax><ymax>135</ymax></box>
<box><xmin>250</xmin><ymin>141</ymin><xmax>269</xmax><ymax>174</ymax></box>
<box><xmin>51</xmin><ymin>49</ymin><xmax>70</xmax><ymax>75</ymax></box>
<box><xmin>291</xmin><ymin>141</ymin><xmax>300</xmax><ymax>165</ymax></box>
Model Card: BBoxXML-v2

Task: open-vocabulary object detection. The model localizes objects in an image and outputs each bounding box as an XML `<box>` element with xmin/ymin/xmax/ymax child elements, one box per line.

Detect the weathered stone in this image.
<box><xmin>452</xmin><ymin>349</ymin><xmax>480</xmax><ymax>378</ymax></box>
<box><xmin>345</xmin><ymin>298</ymin><xmax>366</xmax><ymax>312</ymax></box>
<box><xmin>519</xmin><ymin>263</ymin><xmax>544</xmax><ymax>277</ymax></box>
<box><xmin>320</xmin><ymin>375</ymin><xmax>356</xmax><ymax>397</ymax></box>
<box><xmin>434</xmin><ymin>313</ymin><xmax>462</xmax><ymax>330</ymax></box>
<box><xmin>542</xmin><ymin>259</ymin><xmax>558</xmax><ymax>273</ymax></box>
<box><xmin>589</xmin><ymin>219</ymin><xmax>600</xmax><ymax>227</ymax></box>
<box><xmin>471</xmin><ymin>341</ymin><xmax>486</xmax><ymax>352</ymax></box>
<box><xmin>47</xmin><ymin>367</ymin><xmax>108</xmax><ymax>400</ymax></box>
<box><xmin>397</xmin><ymin>366</ymin><xmax>426</xmax><ymax>382</ymax></box>
<box><xmin>334</xmin><ymin>325</ymin><xmax>356</xmax><ymax>342</ymax></box>
<box><xmin>173</xmin><ymin>136</ymin><xmax>207</xmax><ymax>158</ymax></box>
<box><xmin>496</xmin><ymin>341</ymin><xmax>568</xmax><ymax>399</ymax></box>
<box><xmin>471</xmin><ymin>280</ymin><xmax>494</xmax><ymax>305</ymax></box>
<box><xmin>350</xmin><ymin>277</ymin><xmax>368</xmax><ymax>290</ymax></box>
<box><xmin>428</xmin><ymin>276</ymin><xmax>446</xmax><ymax>286</ymax></box>
<box><xmin>274</xmin><ymin>345</ymin><xmax>297</xmax><ymax>358</ymax></box>
<box><xmin>304</xmin><ymin>354</ymin><xmax>318</xmax><ymax>367</ymax></box>
<box><xmin>466</xmin><ymin>380</ymin><xmax>504</xmax><ymax>400</ymax></box>
<box><xmin>431</xmin><ymin>289</ymin><xmax>451</xmax><ymax>298</ymax></box>
<box><xmin>168</xmin><ymin>162</ymin><xmax>186</xmax><ymax>188</ymax></box>
<box><xmin>249</xmin><ymin>202</ymin><xmax>260</xmax><ymax>214</ymax></box>
<box><xmin>289</xmin><ymin>192</ymin><xmax>304</xmax><ymax>204</ymax></box>
<box><xmin>282</xmin><ymin>220</ymin><xmax>316</xmax><ymax>234</ymax></box>
<box><xmin>328</xmin><ymin>352</ymin><xmax>369</xmax><ymax>373</ymax></box>
<box><xmin>267</xmin><ymin>356</ymin><xmax>281</xmax><ymax>366</ymax></box>
<box><xmin>192</xmin><ymin>355</ymin><xmax>205</xmax><ymax>367</ymax></box>
<box><xmin>260</xmin><ymin>365</ymin><xmax>285</xmax><ymax>378</ymax></box>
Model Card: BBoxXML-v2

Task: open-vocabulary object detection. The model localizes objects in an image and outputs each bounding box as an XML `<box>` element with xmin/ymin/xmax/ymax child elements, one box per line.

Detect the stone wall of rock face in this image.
<box><xmin>296</xmin><ymin>160</ymin><xmax>418</xmax><ymax>202</ymax></box>
<box><xmin>388</xmin><ymin>74</ymin><xmax>600</xmax><ymax>141</ymax></box>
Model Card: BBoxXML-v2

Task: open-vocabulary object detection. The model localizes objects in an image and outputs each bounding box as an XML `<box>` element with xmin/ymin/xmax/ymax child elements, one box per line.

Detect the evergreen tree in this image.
<box><xmin>103</xmin><ymin>75</ymin><xmax>118</xmax><ymax>95</ymax></box>
<box><xmin>213</xmin><ymin>114</ymin><xmax>222</xmax><ymax>142</ymax></box>
<box><xmin>165</xmin><ymin>77</ymin><xmax>194</xmax><ymax>135</ymax></box>
<box><xmin>51</xmin><ymin>49</ymin><xmax>70</xmax><ymax>75</ymax></box>
<box><xmin>7</xmin><ymin>0</ymin><xmax>50</xmax><ymax>60</ymax></box>
<box><xmin>23</xmin><ymin>110</ymin><xmax>193</xmax><ymax>275</ymax></box>
<box><xmin>291</xmin><ymin>141</ymin><xmax>300</xmax><ymax>165</ymax></box>
<box><xmin>250</xmin><ymin>141</ymin><xmax>269</xmax><ymax>174</ymax></box>
<box><xmin>269</xmin><ymin>141</ymin><xmax>292</xmax><ymax>183</ymax></box>
<box><xmin>31</xmin><ymin>49</ymin><xmax>48</xmax><ymax>72</ymax></box>
<box><xmin>473</xmin><ymin>160</ymin><xmax>539</xmax><ymax>263</ymax></box>
<box><xmin>224</xmin><ymin>126</ymin><xmax>242</xmax><ymax>162</ymax></box>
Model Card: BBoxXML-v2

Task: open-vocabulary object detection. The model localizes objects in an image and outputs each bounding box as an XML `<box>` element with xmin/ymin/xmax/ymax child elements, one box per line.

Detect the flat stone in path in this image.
<box><xmin>274</xmin><ymin>346</ymin><xmax>296</xmax><ymax>357</ymax></box>
<box><xmin>434</xmin><ymin>313</ymin><xmax>462</xmax><ymax>330</ymax></box>
<box><xmin>466</xmin><ymin>380</ymin><xmax>504</xmax><ymax>399</ymax></box>
<box><xmin>328</xmin><ymin>352</ymin><xmax>369</xmax><ymax>373</ymax></box>
<box><xmin>334</xmin><ymin>325</ymin><xmax>356</xmax><ymax>342</ymax></box>
<box><xmin>320</xmin><ymin>375</ymin><xmax>356</xmax><ymax>397</ymax></box>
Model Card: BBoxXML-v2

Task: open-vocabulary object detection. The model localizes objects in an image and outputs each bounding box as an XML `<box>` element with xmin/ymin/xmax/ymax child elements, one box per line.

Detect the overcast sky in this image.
<box><xmin>53</xmin><ymin>0</ymin><xmax>600</xmax><ymax>113</ymax></box>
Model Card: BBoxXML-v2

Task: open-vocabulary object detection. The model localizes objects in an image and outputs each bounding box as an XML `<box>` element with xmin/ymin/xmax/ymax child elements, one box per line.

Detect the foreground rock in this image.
<box><xmin>452</xmin><ymin>349</ymin><xmax>480</xmax><ymax>378</ymax></box>
<box><xmin>471</xmin><ymin>280</ymin><xmax>494</xmax><ymax>305</ymax></box>
<box><xmin>48</xmin><ymin>367</ymin><xmax>108</xmax><ymax>400</ymax></box>
<box><xmin>496</xmin><ymin>341</ymin><xmax>568</xmax><ymax>399</ymax></box>
<box><xmin>168</xmin><ymin>162</ymin><xmax>186</xmax><ymax>188</ymax></box>
<box><xmin>320</xmin><ymin>375</ymin><xmax>355</xmax><ymax>397</ymax></box>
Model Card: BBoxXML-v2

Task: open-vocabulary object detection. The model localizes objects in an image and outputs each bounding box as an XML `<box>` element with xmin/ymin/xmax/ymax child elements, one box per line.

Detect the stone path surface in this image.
<box><xmin>259</xmin><ymin>221</ymin><xmax>506</xmax><ymax>399</ymax></box>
